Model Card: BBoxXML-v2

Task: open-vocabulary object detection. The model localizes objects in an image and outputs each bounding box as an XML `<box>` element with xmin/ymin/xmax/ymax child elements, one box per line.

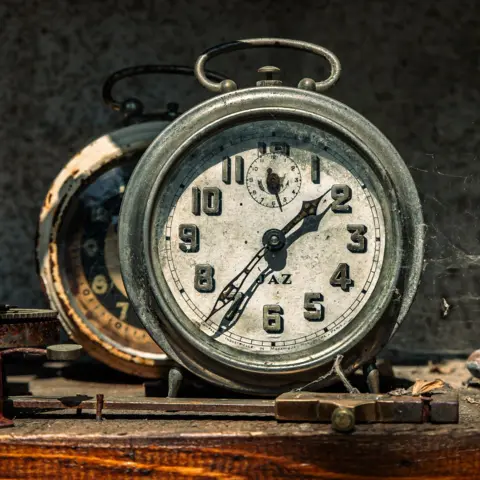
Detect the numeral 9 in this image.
<box><xmin>179</xmin><ymin>224</ymin><xmax>199</xmax><ymax>253</ymax></box>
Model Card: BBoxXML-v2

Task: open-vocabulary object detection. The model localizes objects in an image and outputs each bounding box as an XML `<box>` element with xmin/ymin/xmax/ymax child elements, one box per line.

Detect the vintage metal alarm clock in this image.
<box><xmin>119</xmin><ymin>39</ymin><xmax>424</xmax><ymax>393</ymax></box>
<box><xmin>36</xmin><ymin>65</ymin><xmax>225</xmax><ymax>378</ymax></box>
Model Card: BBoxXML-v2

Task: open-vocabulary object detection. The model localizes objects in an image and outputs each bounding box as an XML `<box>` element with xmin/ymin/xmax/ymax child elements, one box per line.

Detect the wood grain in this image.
<box><xmin>0</xmin><ymin>422</ymin><xmax>479</xmax><ymax>479</ymax></box>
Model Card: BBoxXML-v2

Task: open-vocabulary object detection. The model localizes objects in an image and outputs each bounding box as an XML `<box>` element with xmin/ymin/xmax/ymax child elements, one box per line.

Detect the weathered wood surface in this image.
<box><xmin>0</xmin><ymin>359</ymin><xmax>478</xmax><ymax>479</ymax></box>
<box><xmin>1</xmin><ymin>418</ymin><xmax>480</xmax><ymax>479</ymax></box>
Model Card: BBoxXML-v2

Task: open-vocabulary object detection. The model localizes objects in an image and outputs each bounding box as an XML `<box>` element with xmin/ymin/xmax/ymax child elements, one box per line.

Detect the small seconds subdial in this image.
<box><xmin>246</xmin><ymin>142</ymin><xmax>301</xmax><ymax>209</ymax></box>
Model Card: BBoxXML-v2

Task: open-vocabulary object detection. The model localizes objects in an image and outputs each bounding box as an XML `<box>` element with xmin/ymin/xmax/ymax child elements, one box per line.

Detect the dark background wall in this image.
<box><xmin>0</xmin><ymin>0</ymin><xmax>478</xmax><ymax>357</ymax></box>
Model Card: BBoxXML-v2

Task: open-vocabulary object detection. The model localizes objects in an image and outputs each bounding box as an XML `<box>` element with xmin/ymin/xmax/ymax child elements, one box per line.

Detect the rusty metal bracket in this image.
<box><xmin>0</xmin><ymin>343</ymin><xmax>82</xmax><ymax>428</ymax></box>
<box><xmin>275</xmin><ymin>392</ymin><xmax>459</xmax><ymax>431</ymax></box>
<box><xmin>0</xmin><ymin>306</ymin><xmax>60</xmax><ymax>428</ymax></box>
<box><xmin>0</xmin><ymin>348</ymin><xmax>46</xmax><ymax>428</ymax></box>
<box><xmin>0</xmin><ymin>309</ymin><xmax>59</xmax><ymax>349</ymax></box>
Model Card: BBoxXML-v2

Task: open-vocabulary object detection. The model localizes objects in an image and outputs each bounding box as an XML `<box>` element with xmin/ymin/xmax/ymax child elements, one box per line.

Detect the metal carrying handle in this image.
<box><xmin>102</xmin><ymin>65</ymin><xmax>227</xmax><ymax>114</ymax></box>
<box><xmin>194</xmin><ymin>38</ymin><xmax>342</xmax><ymax>93</ymax></box>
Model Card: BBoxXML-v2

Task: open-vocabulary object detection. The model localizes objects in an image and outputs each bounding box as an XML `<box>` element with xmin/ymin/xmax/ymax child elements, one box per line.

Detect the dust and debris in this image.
<box><xmin>409</xmin><ymin>153</ymin><xmax>474</xmax><ymax>185</ymax></box>
<box><xmin>440</xmin><ymin>297</ymin><xmax>450</xmax><ymax>318</ymax></box>
<box><xmin>411</xmin><ymin>379</ymin><xmax>446</xmax><ymax>396</ymax></box>
<box><xmin>389</xmin><ymin>379</ymin><xmax>448</xmax><ymax>397</ymax></box>
<box><xmin>428</xmin><ymin>360</ymin><xmax>455</xmax><ymax>375</ymax></box>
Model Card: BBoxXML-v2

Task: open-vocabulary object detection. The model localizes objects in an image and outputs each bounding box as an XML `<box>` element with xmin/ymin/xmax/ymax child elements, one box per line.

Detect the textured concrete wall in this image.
<box><xmin>0</xmin><ymin>0</ymin><xmax>479</xmax><ymax>357</ymax></box>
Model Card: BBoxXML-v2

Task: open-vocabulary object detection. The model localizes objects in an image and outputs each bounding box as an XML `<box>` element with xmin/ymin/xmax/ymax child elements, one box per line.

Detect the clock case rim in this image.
<box><xmin>119</xmin><ymin>87</ymin><xmax>424</xmax><ymax>394</ymax></box>
<box><xmin>148</xmin><ymin>114</ymin><xmax>401</xmax><ymax>374</ymax></box>
<box><xmin>36</xmin><ymin>121</ymin><xmax>173</xmax><ymax>379</ymax></box>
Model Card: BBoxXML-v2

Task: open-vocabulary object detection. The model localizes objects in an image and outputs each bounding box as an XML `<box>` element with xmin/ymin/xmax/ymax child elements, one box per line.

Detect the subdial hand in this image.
<box><xmin>266</xmin><ymin>168</ymin><xmax>283</xmax><ymax>211</ymax></box>
<box><xmin>275</xmin><ymin>192</ymin><xmax>283</xmax><ymax>212</ymax></box>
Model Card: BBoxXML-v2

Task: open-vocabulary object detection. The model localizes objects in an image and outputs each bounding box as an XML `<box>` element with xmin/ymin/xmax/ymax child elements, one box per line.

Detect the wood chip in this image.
<box><xmin>388</xmin><ymin>388</ymin><xmax>410</xmax><ymax>396</ymax></box>
<box><xmin>428</xmin><ymin>361</ymin><xmax>456</xmax><ymax>374</ymax></box>
<box><xmin>411</xmin><ymin>379</ymin><xmax>445</xmax><ymax>396</ymax></box>
<box><xmin>464</xmin><ymin>396</ymin><xmax>480</xmax><ymax>405</ymax></box>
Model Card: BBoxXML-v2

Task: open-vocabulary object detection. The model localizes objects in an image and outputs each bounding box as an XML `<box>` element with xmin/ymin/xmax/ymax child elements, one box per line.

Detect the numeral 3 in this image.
<box><xmin>347</xmin><ymin>224</ymin><xmax>367</xmax><ymax>253</ymax></box>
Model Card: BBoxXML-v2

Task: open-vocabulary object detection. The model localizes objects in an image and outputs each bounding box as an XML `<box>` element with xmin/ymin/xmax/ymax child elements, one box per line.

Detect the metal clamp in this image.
<box><xmin>194</xmin><ymin>38</ymin><xmax>342</xmax><ymax>94</ymax></box>
<box><xmin>102</xmin><ymin>65</ymin><xmax>227</xmax><ymax>117</ymax></box>
<box><xmin>275</xmin><ymin>392</ymin><xmax>459</xmax><ymax>432</ymax></box>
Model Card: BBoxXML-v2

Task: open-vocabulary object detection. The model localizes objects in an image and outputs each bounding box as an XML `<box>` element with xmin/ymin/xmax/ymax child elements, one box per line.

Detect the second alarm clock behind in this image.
<box><xmin>37</xmin><ymin>65</ymin><xmax>225</xmax><ymax>378</ymax></box>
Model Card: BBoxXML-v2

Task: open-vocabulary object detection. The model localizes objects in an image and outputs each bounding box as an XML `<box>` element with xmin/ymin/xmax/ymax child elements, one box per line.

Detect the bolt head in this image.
<box><xmin>121</xmin><ymin>97</ymin><xmax>144</xmax><ymax>116</ymax></box>
<box><xmin>166</xmin><ymin>102</ymin><xmax>180</xmax><ymax>118</ymax></box>
<box><xmin>220</xmin><ymin>79</ymin><xmax>237</xmax><ymax>93</ymax></box>
<box><xmin>270</xmin><ymin>235</ymin><xmax>280</xmax><ymax>245</ymax></box>
<box><xmin>331</xmin><ymin>407</ymin><xmax>355</xmax><ymax>432</ymax></box>
<box><xmin>298</xmin><ymin>78</ymin><xmax>316</xmax><ymax>92</ymax></box>
<box><xmin>258</xmin><ymin>65</ymin><xmax>281</xmax><ymax>74</ymax></box>
<box><xmin>262</xmin><ymin>229</ymin><xmax>286</xmax><ymax>251</ymax></box>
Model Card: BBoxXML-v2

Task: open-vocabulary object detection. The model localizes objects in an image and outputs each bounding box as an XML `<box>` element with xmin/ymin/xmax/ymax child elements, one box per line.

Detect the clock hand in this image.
<box><xmin>266</xmin><ymin>168</ymin><xmax>283</xmax><ymax>211</ymax></box>
<box><xmin>205</xmin><ymin>187</ymin><xmax>332</xmax><ymax>321</ymax></box>
<box><xmin>275</xmin><ymin>192</ymin><xmax>283</xmax><ymax>212</ymax></box>
<box><xmin>281</xmin><ymin>188</ymin><xmax>332</xmax><ymax>235</ymax></box>
<box><xmin>205</xmin><ymin>247</ymin><xmax>266</xmax><ymax>320</ymax></box>
<box><xmin>285</xmin><ymin>202</ymin><xmax>332</xmax><ymax>250</ymax></box>
<box><xmin>223</xmin><ymin>292</ymin><xmax>244</xmax><ymax>323</ymax></box>
<box><xmin>211</xmin><ymin>292</ymin><xmax>244</xmax><ymax>338</ymax></box>
<box><xmin>212</xmin><ymin>267</ymin><xmax>272</xmax><ymax>338</ymax></box>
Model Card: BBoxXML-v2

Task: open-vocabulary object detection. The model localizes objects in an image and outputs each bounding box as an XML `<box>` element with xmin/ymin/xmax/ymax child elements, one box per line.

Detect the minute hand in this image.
<box><xmin>205</xmin><ymin>246</ymin><xmax>266</xmax><ymax>321</ymax></box>
<box><xmin>280</xmin><ymin>188</ymin><xmax>332</xmax><ymax>235</ymax></box>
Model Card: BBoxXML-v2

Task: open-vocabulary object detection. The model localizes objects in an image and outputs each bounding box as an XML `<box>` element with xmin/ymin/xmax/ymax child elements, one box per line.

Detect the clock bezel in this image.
<box><xmin>120</xmin><ymin>87</ymin><xmax>424</xmax><ymax>394</ymax></box>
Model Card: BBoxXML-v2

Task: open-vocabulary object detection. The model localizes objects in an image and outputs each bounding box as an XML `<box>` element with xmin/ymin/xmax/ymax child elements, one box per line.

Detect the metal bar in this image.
<box><xmin>7</xmin><ymin>392</ymin><xmax>459</xmax><ymax>425</ymax></box>
<box><xmin>9</xmin><ymin>396</ymin><xmax>276</xmax><ymax>416</ymax></box>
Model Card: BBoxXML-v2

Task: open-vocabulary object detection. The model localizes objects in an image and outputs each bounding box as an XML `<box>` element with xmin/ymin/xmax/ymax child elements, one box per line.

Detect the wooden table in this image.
<box><xmin>0</xmin><ymin>359</ymin><xmax>479</xmax><ymax>479</ymax></box>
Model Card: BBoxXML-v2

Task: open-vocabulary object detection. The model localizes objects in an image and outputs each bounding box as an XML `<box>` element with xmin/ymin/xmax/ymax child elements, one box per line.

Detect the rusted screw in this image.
<box><xmin>331</xmin><ymin>407</ymin><xmax>355</xmax><ymax>433</ymax></box>
<box><xmin>96</xmin><ymin>394</ymin><xmax>104</xmax><ymax>422</ymax></box>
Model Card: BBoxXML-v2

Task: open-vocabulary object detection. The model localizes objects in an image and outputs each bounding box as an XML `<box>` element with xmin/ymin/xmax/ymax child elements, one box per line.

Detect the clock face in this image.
<box><xmin>152</xmin><ymin>119</ymin><xmax>386</xmax><ymax>363</ymax></box>
<box><xmin>59</xmin><ymin>156</ymin><xmax>162</xmax><ymax>355</ymax></box>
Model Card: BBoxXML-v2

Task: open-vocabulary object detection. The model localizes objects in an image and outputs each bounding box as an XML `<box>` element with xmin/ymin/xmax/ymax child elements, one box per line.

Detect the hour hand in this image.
<box><xmin>281</xmin><ymin>188</ymin><xmax>331</xmax><ymax>235</ymax></box>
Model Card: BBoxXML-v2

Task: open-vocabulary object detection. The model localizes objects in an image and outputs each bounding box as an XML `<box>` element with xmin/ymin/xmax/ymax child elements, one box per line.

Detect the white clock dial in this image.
<box><xmin>155</xmin><ymin>120</ymin><xmax>385</xmax><ymax>358</ymax></box>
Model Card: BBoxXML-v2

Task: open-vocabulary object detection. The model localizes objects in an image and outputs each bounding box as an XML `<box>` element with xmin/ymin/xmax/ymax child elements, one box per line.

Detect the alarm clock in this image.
<box><xmin>119</xmin><ymin>39</ymin><xmax>424</xmax><ymax>393</ymax></box>
<box><xmin>37</xmin><ymin>65</ymin><xmax>225</xmax><ymax>378</ymax></box>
